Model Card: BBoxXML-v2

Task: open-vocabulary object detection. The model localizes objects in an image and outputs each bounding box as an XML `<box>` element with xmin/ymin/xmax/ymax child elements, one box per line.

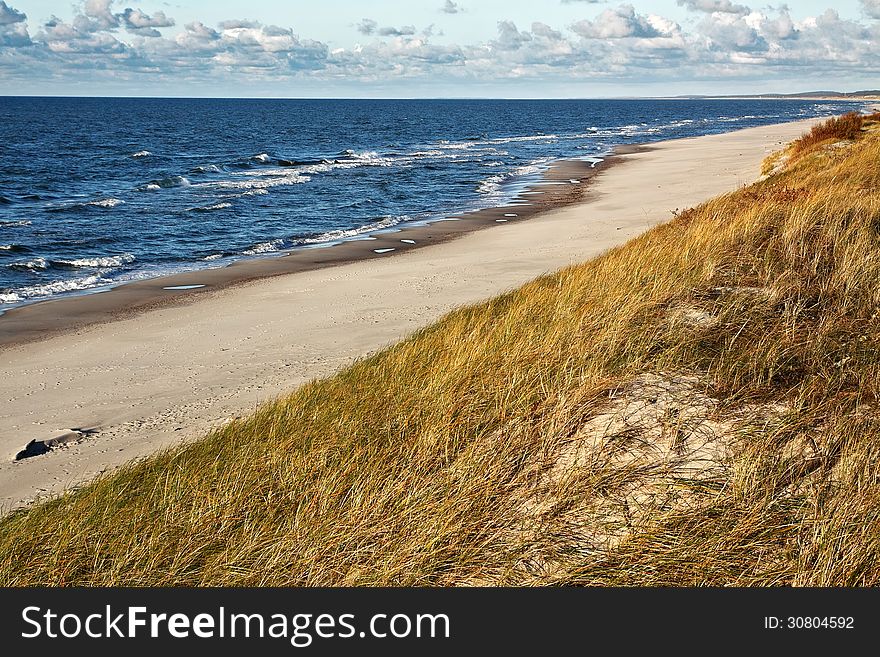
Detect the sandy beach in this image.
<box><xmin>0</xmin><ymin>117</ymin><xmax>821</xmax><ymax>511</ymax></box>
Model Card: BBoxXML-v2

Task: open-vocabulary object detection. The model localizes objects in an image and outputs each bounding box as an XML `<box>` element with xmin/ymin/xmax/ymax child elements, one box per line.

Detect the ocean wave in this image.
<box><xmin>192</xmin><ymin>164</ymin><xmax>223</xmax><ymax>174</ymax></box>
<box><xmin>278</xmin><ymin>158</ymin><xmax>328</xmax><ymax>167</ymax></box>
<box><xmin>198</xmin><ymin>171</ymin><xmax>310</xmax><ymax>191</ymax></box>
<box><xmin>87</xmin><ymin>198</ymin><xmax>124</xmax><ymax>208</ymax></box>
<box><xmin>242</xmin><ymin>239</ymin><xmax>285</xmax><ymax>255</ymax></box>
<box><xmin>188</xmin><ymin>202</ymin><xmax>232</xmax><ymax>212</ymax></box>
<box><xmin>55</xmin><ymin>253</ymin><xmax>135</xmax><ymax>269</ymax></box>
<box><xmin>299</xmin><ymin>215</ymin><xmax>403</xmax><ymax>245</ymax></box>
<box><xmin>0</xmin><ymin>219</ymin><xmax>31</xmax><ymax>228</ymax></box>
<box><xmin>487</xmin><ymin>134</ymin><xmax>558</xmax><ymax>145</ymax></box>
<box><xmin>140</xmin><ymin>176</ymin><xmax>191</xmax><ymax>191</ymax></box>
<box><xmin>8</xmin><ymin>257</ymin><xmax>49</xmax><ymax>271</ymax></box>
<box><xmin>6</xmin><ymin>253</ymin><xmax>134</xmax><ymax>272</ymax></box>
<box><xmin>477</xmin><ymin>161</ymin><xmax>548</xmax><ymax>196</ymax></box>
<box><xmin>131</xmin><ymin>150</ymin><xmax>152</xmax><ymax>158</ymax></box>
<box><xmin>436</xmin><ymin>141</ymin><xmax>473</xmax><ymax>151</ymax></box>
<box><xmin>339</xmin><ymin>150</ymin><xmax>395</xmax><ymax>167</ymax></box>
<box><xmin>253</xmin><ymin>153</ymin><xmax>271</xmax><ymax>163</ymax></box>
<box><xmin>0</xmin><ymin>195</ymin><xmax>11</xmax><ymax>205</ymax></box>
<box><xmin>0</xmin><ymin>244</ymin><xmax>30</xmax><ymax>254</ymax></box>
<box><xmin>0</xmin><ymin>273</ymin><xmax>112</xmax><ymax>305</ymax></box>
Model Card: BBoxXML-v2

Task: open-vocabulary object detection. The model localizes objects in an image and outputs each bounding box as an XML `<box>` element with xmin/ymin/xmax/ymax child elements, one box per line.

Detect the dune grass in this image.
<box><xmin>2</xmin><ymin>115</ymin><xmax>880</xmax><ymax>586</ymax></box>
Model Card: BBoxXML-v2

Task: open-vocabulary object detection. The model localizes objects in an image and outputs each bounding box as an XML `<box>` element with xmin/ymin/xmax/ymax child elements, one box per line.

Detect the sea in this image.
<box><xmin>0</xmin><ymin>97</ymin><xmax>864</xmax><ymax>309</ymax></box>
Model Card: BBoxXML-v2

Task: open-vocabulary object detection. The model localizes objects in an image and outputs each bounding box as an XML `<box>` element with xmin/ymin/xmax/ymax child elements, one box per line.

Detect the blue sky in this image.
<box><xmin>1</xmin><ymin>1</ymin><xmax>878</xmax><ymax>97</ymax></box>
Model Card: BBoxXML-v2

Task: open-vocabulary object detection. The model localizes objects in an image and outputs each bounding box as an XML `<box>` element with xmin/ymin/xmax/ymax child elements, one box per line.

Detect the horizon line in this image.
<box><xmin>0</xmin><ymin>92</ymin><xmax>877</xmax><ymax>101</ymax></box>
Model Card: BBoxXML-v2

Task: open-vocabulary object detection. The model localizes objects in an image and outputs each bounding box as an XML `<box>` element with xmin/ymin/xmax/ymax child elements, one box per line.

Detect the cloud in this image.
<box><xmin>441</xmin><ymin>1</ymin><xmax>463</xmax><ymax>14</ymax></box>
<box><xmin>677</xmin><ymin>0</ymin><xmax>751</xmax><ymax>15</ymax></box>
<box><xmin>82</xmin><ymin>0</ymin><xmax>119</xmax><ymax>30</ymax></box>
<box><xmin>493</xmin><ymin>20</ymin><xmax>532</xmax><ymax>50</ymax></box>
<box><xmin>356</xmin><ymin>18</ymin><xmax>417</xmax><ymax>37</ymax></box>
<box><xmin>356</xmin><ymin>18</ymin><xmax>377</xmax><ymax>35</ymax></box>
<box><xmin>560</xmin><ymin>0</ymin><xmax>604</xmax><ymax>4</ymax></box>
<box><xmin>218</xmin><ymin>19</ymin><xmax>261</xmax><ymax>30</ymax></box>
<box><xmin>0</xmin><ymin>0</ymin><xmax>25</xmax><ymax>25</ymax></box>
<box><xmin>531</xmin><ymin>21</ymin><xmax>563</xmax><ymax>41</ymax></box>
<box><xmin>121</xmin><ymin>8</ymin><xmax>174</xmax><ymax>37</ymax></box>
<box><xmin>571</xmin><ymin>4</ymin><xmax>663</xmax><ymax>38</ymax></box>
<box><xmin>379</xmin><ymin>25</ymin><xmax>416</xmax><ymax>37</ymax></box>
<box><xmin>0</xmin><ymin>0</ymin><xmax>28</xmax><ymax>47</ymax></box>
<box><xmin>862</xmin><ymin>0</ymin><xmax>880</xmax><ymax>19</ymax></box>
<box><xmin>696</xmin><ymin>12</ymin><xmax>767</xmax><ymax>51</ymax></box>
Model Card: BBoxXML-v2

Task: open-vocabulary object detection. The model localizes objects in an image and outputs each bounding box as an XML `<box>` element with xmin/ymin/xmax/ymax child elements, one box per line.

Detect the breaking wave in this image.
<box><xmin>0</xmin><ymin>274</ymin><xmax>112</xmax><ymax>304</ymax></box>
<box><xmin>140</xmin><ymin>176</ymin><xmax>191</xmax><ymax>191</ymax></box>
<box><xmin>188</xmin><ymin>202</ymin><xmax>232</xmax><ymax>212</ymax></box>
<box><xmin>87</xmin><ymin>198</ymin><xmax>124</xmax><ymax>208</ymax></box>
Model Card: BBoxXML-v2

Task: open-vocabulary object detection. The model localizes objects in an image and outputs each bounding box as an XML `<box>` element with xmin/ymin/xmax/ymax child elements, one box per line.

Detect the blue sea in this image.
<box><xmin>0</xmin><ymin>97</ymin><xmax>863</xmax><ymax>309</ymax></box>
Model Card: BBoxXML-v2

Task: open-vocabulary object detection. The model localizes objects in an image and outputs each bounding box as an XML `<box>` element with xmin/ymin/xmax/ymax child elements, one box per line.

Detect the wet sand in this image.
<box><xmin>0</xmin><ymin>118</ymin><xmax>821</xmax><ymax>511</ymax></box>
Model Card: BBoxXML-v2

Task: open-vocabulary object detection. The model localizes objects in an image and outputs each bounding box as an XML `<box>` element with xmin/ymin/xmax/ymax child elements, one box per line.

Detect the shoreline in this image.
<box><xmin>0</xmin><ymin>117</ymin><xmax>823</xmax><ymax>511</ymax></box>
<box><xmin>0</xmin><ymin>157</ymin><xmax>619</xmax><ymax>349</ymax></box>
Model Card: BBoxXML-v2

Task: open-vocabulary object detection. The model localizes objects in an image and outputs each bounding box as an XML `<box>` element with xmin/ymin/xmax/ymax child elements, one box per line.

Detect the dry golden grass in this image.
<box><xmin>3</xmin><ymin>116</ymin><xmax>880</xmax><ymax>586</ymax></box>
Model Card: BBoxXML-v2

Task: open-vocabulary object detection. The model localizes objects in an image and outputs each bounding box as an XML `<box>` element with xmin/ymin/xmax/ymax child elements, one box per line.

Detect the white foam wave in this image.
<box><xmin>436</xmin><ymin>142</ymin><xmax>473</xmax><ymax>151</ymax></box>
<box><xmin>87</xmin><ymin>198</ymin><xmax>124</xmax><ymax>208</ymax></box>
<box><xmin>477</xmin><ymin>161</ymin><xmax>548</xmax><ymax>196</ymax></box>
<box><xmin>0</xmin><ymin>274</ymin><xmax>111</xmax><ymax>304</ymax></box>
<box><xmin>203</xmin><ymin>254</ymin><xmax>224</xmax><ymax>261</ymax></box>
<box><xmin>193</xmin><ymin>164</ymin><xmax>223</xmax><ymax>174</ymax></box>
<box><xmin>253</xmin><ymin>153</ymin><xmax>271</xmax><ymax>162</ymax></box>
<box><xmin>230</xmin><ymin>188</ymin><xmax>269</xmax><ymax>197</ymax></box>
<box><xmin>341</xmin><ymin>150</ymin><xmax>395</xmax><ymax>167</ymax></box>
<box><xmin>300</xmin><ymin>215</ymin><xmax>403</xmax><ymax>245</ymax></box>
<box><xmin>243</xmin><ymin>239</ymin><xmax>285</xmax><ymax>255</ymax></box>
<box><xmin>198</xmin><ymin>171</ymin><xmax>310</xmax><ymax>191</ymax></box>
<box><xmin>59</xmin><ymin>254</ymin><xmax>135</xmax><ymax>268</ymax></box>
<box><xmin>131</xmin><ymin>150</ymin><xmax>152</xmax><ymax>158</ymax></box>
<box><xmin>487</xmin><ymin>134</ymin><xmax>558</xmax><ymax>145</ymax></box>
<box><xmin>0</xmin><ymin>220</ymin><xmax>31</xmax><ymax>228</ymax></box>
<box><xmin>141</xmin><ymin>176</ymin><xmax>191</xmax><ymax>191</ymax></box>
<box><xmin>13</xmin><ymin>257</ymin><xmax>48</xmax><ymax>270</ymax></box>
<box><xmin>188</xmin><ymin>202</ymin><xmax>232</xmax><ymax>212</ymax></box>
<box><xmin>477</xmin><ymin>173</ymin><xmax>506</xmax><ymax>196</ymax></box>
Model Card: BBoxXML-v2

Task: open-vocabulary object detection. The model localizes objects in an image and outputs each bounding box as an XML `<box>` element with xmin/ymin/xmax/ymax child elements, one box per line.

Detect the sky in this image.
<box><xmin>0</xmin><ymin>0</ymin><xmax>878</xmax><ymax>97</ymax></box>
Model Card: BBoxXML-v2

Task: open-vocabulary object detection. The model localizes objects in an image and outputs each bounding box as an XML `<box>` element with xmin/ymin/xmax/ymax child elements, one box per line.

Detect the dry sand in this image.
<box><xmin>0</xmin><ymin>118</ymin><xmax>820</xmax><ymax>511</ymax></box>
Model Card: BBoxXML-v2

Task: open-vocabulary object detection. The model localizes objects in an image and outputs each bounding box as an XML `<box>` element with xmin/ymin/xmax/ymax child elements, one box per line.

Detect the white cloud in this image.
<box><xmin>441</xmin><ymin>1</ymin><xmax>463</xmax><ymax>14</ymax></box>
<box><xmin>0</xmin><ymin>0</ymin><xmax>28</xmax><ymax>46</ymax></box>
<box><xmin>0</xmin><ymin>0</ymin><xmax>24</xmax><ymax>25</ymax></box>
<box><xmin>82</xmin><ymin>0</ymin><xmax>119</xmax><ymax>30</ymax></box>
<box><xmin>356</xmin><ymin>19</ymin><xmax>417</xmax><ymax>37</ymax></box>
<box><xmin>121</xmin><ymin>8</ymin><xmax>174</xmax><ymax>37</ymax></box>
<box><xmin>678</xmin><ymin>0</ymin><xmax>751</xmax><ymax>15</ymax></box>
<box><xmin>861</xmin><ymin>0</ymin><xmax>880</xmax><ymax>18</ymax></box>
<box><xmin>493</xmin><ymin>20</ymin><xmax>532</xmax><ymax>50</ymax></box>
<box><xmin>571</xmin><ymin>4</ymin><xmax>665</xmax><ymax>38</ymax></box>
